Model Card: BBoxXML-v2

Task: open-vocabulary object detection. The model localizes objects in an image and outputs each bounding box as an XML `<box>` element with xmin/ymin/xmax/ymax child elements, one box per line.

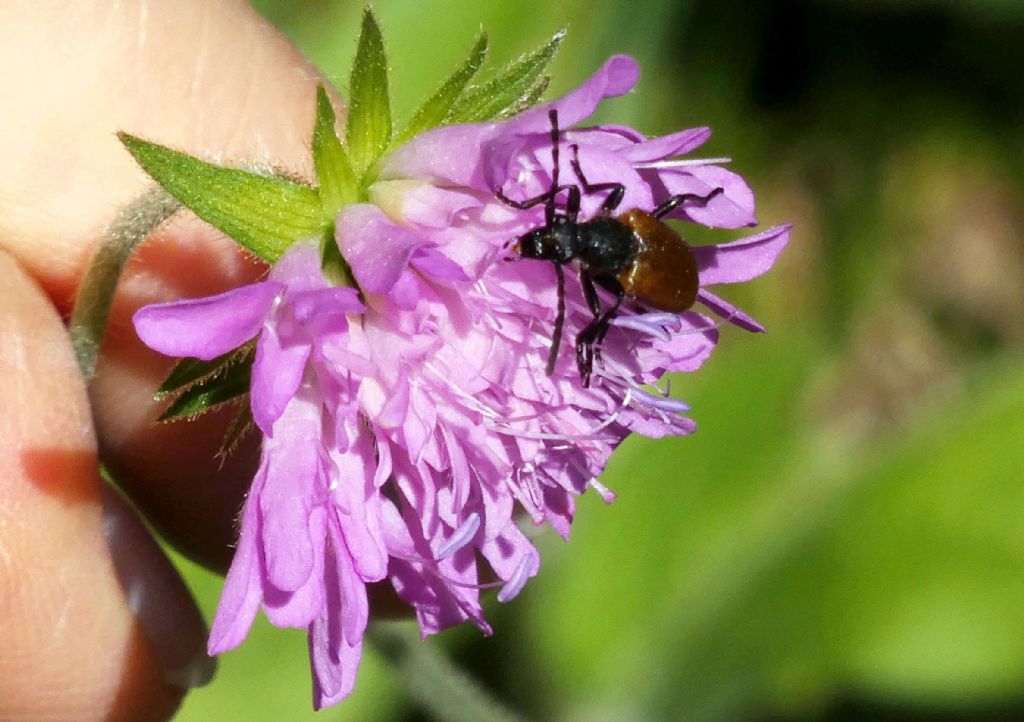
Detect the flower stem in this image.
<box><xmin>69</xmin><ymin>186</ymin><xmax>181</xmax><ymax>379</ymax></box>
<box><xmin>367</xmin><ymin>622</ymin><xmax>527</xmax><ymax>722</ymax></box>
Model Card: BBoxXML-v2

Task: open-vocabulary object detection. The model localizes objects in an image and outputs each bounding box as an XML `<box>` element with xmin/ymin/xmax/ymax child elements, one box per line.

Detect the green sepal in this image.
<box><xmin>118</xmin><ymin>133</ymin><xmax>327</xmax><ymax>263</ymax></box>
<box><xmin>313</xmin><ymin>85</ymin><xmax>359</xmax><ymax>215</ymax></box>
<box><xmin>345</xmin><ymin>8</ymin><xmax>393</xmax><ymax>178</ymax></box>
<box><xmin>447</xmin><ymin>29</ymin><xmax>565</xmax><ymax>123</ymax></box>
<box><xmin>156</xmin><ymin>344</ymin><xmax>254</xmax><ymax>421</ymax></box>
<box><xmin>217</xmin><ymin>404</ymin><xmax>255</xmax><ymax>461</ymax></box>
<box><xmin>397</xmin><ymin>32</ymin><xmax>489</xmax><ymax>143</ymax></box>
<box><xmin>507</xmin><ymin>76</ymin><xmax>551</xmax><ymax>119</ymax></box>
<box><xmin>158</xmin><ymin>359</ymin><xmax>252</xmax><ymax>422</ymax></box>
<box><xmin>155</xmin><ymin>345</ymin><xmax>253</xmax><ymax>400</ymax></box>
<box><xmin>320</xmin><ymin>227</ymin><xmax>356</xmax><ymax>287</ymax></box>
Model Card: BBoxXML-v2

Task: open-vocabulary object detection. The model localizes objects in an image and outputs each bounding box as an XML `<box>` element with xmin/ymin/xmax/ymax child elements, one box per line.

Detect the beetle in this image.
<box><xmin>498</xmin><ymin>109</ymin><xmax>724</xmax><ymax>387</ymax></box>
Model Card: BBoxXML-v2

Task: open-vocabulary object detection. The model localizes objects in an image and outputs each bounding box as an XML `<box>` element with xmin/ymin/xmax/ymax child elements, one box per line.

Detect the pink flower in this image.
<box><xmin>133</xmin><ymin>54</ymin><xmax>789</xmax><ymax>707</ymax></box>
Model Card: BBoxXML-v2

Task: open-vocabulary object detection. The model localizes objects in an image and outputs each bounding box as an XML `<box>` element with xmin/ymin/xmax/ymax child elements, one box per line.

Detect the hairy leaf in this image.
<box><xmin>119</xmin><ymin>133</ymin><xmax>326</xmax><ymax>262</ymax></box>
<box><xmin>398</xmin><ymin>32</ymin><xmax>488</xmax><ymax>142</ymax></box>
<box><xmin>345</xmin><ymin>8</ymin><xmax>392</xmax><ymax>178</ymax></box>
<box><xmin>156</xmin><ymin>345</ymin><xmax>254</xmax><ymax>399</ymax></box>
<box><xmin>158</xmin><ymin>359</ymin><xmax>251</xmax><ymax>422</ymax></box>
<box><xmin>447</xmin><ymin>29</ymin><xmax>564</xmax><ymax>124</ymax></box>
<box><xmin>313</xmin><ymin>85</ymin><xmax>359</xmax><ymax>214</ymax></box>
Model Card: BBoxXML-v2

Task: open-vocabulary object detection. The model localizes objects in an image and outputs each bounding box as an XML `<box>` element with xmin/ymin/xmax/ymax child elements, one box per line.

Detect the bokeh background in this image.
<box><xmin>171</xmin><ymin>1</ymin><xmax>1024</xmax><ymax>719</ymax></box>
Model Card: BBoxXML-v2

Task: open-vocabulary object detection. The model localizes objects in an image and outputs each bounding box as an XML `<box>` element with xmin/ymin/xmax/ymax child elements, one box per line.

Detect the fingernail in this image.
<box><xmin>101</xmin><ymin>484</ymin><xmax>217</xmax><ymax>689</ymax></box>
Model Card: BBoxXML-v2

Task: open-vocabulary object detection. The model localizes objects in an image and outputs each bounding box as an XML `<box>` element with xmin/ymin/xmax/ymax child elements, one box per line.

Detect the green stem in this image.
<box><xmin>69</xmin><ymin>186</ymin><xmax>181</xmax><ymax>379</ymax></box>
<box><xmin>368</xmin><ymin>622</ymin><xmax>528</xmax><ymax>722</ymax></box>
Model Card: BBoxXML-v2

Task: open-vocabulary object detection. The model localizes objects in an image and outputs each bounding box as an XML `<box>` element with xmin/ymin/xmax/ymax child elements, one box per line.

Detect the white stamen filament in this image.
<box><xmin>436</xmin><ymin>513</ymin><xmax>481</xmax><ymax>560</ymax></box>
<box><xmin>633</xmin><ymin>157</ymin><xmax>732</xmax><ymax>169</ymax></box>
<box><xmin>588</xmin><ymin>477</ymin><xmax>618</xmax><ymax>504</ymax></box>
<box><xmin>497</xmin><ymin>554</ymin><xmax>535</xmax><ymax>603</ymax></box>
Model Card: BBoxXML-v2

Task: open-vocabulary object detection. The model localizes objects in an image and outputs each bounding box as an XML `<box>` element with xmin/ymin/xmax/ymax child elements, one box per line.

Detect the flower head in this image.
<box><xmin>133</xmin><ymin>53</ymin><xmax>788</xmax><ymax>707</ymax></box>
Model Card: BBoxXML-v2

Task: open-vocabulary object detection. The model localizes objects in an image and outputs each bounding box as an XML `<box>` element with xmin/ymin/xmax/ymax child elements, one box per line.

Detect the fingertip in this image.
<box><xmin>0</xmin><ymin>251</ymin><xmax>201</xmax><ymax>721</ymax></box>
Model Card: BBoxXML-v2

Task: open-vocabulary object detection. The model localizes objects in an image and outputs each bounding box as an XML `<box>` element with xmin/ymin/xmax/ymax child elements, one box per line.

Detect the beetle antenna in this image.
<box><xmin>546</xmin><ymin>109</ymin><xmax>560</xmax><ymax>226</ymax></box>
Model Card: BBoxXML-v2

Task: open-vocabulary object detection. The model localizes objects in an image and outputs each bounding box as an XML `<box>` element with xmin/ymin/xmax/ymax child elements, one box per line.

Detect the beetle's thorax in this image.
<box><xmin>577</xmin><ymin>216</ymin><xmax>638</xmax><ymax>276</ymax></box>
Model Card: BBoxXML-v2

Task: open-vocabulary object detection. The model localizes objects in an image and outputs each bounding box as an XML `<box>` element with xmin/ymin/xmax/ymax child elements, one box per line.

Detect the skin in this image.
<box><xmin>0</xmin><ymin>2</ymin><xmax>325</xmax><ymax>719</ymax></box>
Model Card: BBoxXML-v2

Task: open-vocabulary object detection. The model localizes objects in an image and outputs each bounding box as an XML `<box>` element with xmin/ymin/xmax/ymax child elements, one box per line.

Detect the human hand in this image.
<box><xmin>0</xmin><ymin>2</ymin><xmax>323</xmax><ymax>718</ymax></box>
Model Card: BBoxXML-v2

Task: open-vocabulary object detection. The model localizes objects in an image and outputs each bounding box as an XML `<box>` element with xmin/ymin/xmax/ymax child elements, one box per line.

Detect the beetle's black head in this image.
<box><xmin>513</xmin><ymin>218</ymin><xmax>577</xmax><ymax>264</ymax></box>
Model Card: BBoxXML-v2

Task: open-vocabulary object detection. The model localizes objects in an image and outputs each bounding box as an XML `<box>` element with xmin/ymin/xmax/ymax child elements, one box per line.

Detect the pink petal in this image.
<box><xmin>263</xmin><ymin>506</ymin><xmax>327</xmax><ymax>628</ymax></box>
<box><xmin>309</xmin><ymin>522</ymin><xmax>365</xmax><ymax>709</ymax></box>
<box><xmin>329</xmin><ymin>435</ymin><xmax>388</xmax><ymax>581</ymax></box>
<box><xmin>270</xmin><ymin>242</ymin><xmax>330</xmax><ymax>292</ymax></box>
<box><xmin>411</xmin><ymin>247</ymin><xmax>471</xmax><ymax>283</ymax></box>
<box><xmin>694</xmin><ymin>224</ymin><xmax>791</xmax><ymax>285</ymax></box>
<box><xmin>336</xmin><ymin>204</ymin><xmax>424</xmax><ymax>294</ymax></box>
<box><xmin>697</xmin><ymin>288</ymin><xmax>765</xmax><ymax>333</ymax></box>
<box><xmin>622</xmin><ymin>126</ymin><xmax>711</xmax><ymax>163</ymax></box>
<box><xmin>259</xmin><ymin>397</ymin><xmax>321</xmax><ymax>591</ymax></box>
<box><xmin>133</xmin><ymin>281</ymin><xmax>282</xmax><ymax>360</ymax></box>
<box><xmin>657</xmin><ymin>166</ymin><xmax>757</xmax><ymax>229</ymax></box>
<box><xmin>208</xmin><ymin>465</ymin><xmax>266</xmax><ymax>654</ymax></box>
<box><xmin>251</xmin><ymin>322</ymin><xmax>310</xmax><ymax>435</ymax></box>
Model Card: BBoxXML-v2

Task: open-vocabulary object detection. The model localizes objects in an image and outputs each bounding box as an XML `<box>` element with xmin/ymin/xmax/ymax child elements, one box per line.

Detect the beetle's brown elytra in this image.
<box><xmin>615</xmin><ymin>209</ymin><xmax>699</xmax><ymax>314</ymax></box>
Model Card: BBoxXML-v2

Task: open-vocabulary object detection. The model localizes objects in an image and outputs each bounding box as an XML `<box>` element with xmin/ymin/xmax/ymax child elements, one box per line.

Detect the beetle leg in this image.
<box><xmin>575</xmin><ymin>280</ymin><xmax>625</xmax><ymax>387</ymax></box>
<box><xmin>545</xmin><ymin>262</ymin><xmax>567</xmax><ymax>377</ymax></box>
<box><xmin>580</xmin><ymin>268</ymin><xmax>602</xmax><ymax>318</ymax></box>
<box><xmin>496</xmin><ymin>184</ymin><xmax>578</xmax><ymax>212</ymax></box>
<box><xmin>566</xmin><ymin>185</ymin><xmax>581</xmax><ymax>223</ymax></box>
<box><xmin>570</xmin><ymin>144</ymin><xmax>625</xmax><ymax>215</ymax></box>
<box><xmin>652</xmin><ymin>186</ymin><xmax>725</xmax><ymax>219</ymax></box>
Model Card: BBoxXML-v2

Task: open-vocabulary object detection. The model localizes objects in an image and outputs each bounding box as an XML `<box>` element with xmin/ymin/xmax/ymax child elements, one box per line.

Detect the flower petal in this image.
<box><xmin>263</xmin><ymin>506</ymin><xmax>327</xmax><ymax>628</ymax></box>
<box><xmin>655</xmin><ymin>165</ymin><xmax>757</xmax><ymax>229</ymax></box>
<box><xmin>621</xmin><ymin>126</ymin><xmax>711</xmax><ymax>163</ymax></box>
<box><xmin>336</xmin><ymin>204</ymin><xmax>425</xmax><ymax>294</ymax></box>
<box><xmin>259</xmin><ymin>395</ymin><xmax>322</xmax><ymax>591</ymax></box>
<box><xmin>370</xmin><ymin>180</ymin><xmax>483</xmax><ymax>231</ymax></box>
<box><xmin>251</xmin><ymin>320</ymin><xmax>310</xmax><ymax>435</ymax></box>
<box><xmin>309</xmin><ymin>521</ymin><xmax>365</xmax><ymax>709</ymax></box>
<box><xmin>697</xmin><ymin>288</ymin><xmax>766</xmax><ymax>333</ymax></box>
<box><xmin>694</xmin><ymin>224</ymin><xmax>791</xmax><ymax>286</ymax></box>
<box><xmin>133</xmin><ymin>281</ymin><xmax>282</xmax><ymax>360</ymax></box>
<box><xmin>270</xmin><ymin>242</ymin><xmax>330</xmax><ymax>292</ymax></box>
<box><xmin>208</xmin><ymin>465</ymin><xmax>266</xmax><ymax>654</ymax></box>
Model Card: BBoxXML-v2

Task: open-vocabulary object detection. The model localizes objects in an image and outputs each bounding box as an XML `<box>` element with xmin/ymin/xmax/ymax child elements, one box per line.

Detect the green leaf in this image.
<box><xmin>345</xmin><ymin>8</ymin><xmax>392</xmax><ymax>178</ymax></box>
<box><xmin>505</xmin><ymin>75</ymin><xmax>551</xmax><ymax>119</ymax></box>
<box><xmin>447</xmin><ymin>29</ymin><xmax>565</xmax><ymax>124</ymax></box>
<box><xmin>313</xmin><ymin>85</ymin><xmax>359</xmax><ymax>214</ymax></box>
<box><xmin>397</xmin><ymin>32</ymin><xmax>488</xmax><ymax>142</ymax></box>
<box><xmin>118</xmin><ymin>133</ymin><xmax>327</xmax><ymax>263</ymax></box>
<box><xmin>158</xmin><ymin>359</ymin><xmax>251</xmax><ymax>422</ymax></box>
<box><xmin>155</xmin><ymin>346</ymin><xmax>253</xmax><ymax>399</ymax></box>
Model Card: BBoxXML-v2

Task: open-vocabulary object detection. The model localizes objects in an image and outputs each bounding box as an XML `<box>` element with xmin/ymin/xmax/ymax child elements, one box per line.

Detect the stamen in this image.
<box><xmin>497</xmin><ymin>554</ymin><xmax>536</xmax><ymax>603</ymax></box>
<box><xmin>630</xmin><ymin>388</ymin><xmax>691</xmax><ymax>413</ymax></box>
<box><xmin>609</xmin><ymin>315</ymin><xmax>673</xmax><ymax>341</ymax></box>
<box><xmin>437</xmin><ymin>513</ymin><xmax>481</xmax><ymax>560</ymax></box>
<box><xmin>633</xmin><ymin>157</ymin><xmax>732</xmax><ymax>169</ymax></box>
<box><xmin>588</xmin><ymin>478</ymin><xmax>618</xmax><ymax>504</ymax></box>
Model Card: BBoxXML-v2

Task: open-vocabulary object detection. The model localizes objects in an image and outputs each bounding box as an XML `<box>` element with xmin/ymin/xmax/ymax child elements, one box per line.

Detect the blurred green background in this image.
<box><xmin>172</xmin><ymin>1</ymin><xmax>1024</xmax><ymax>720</ymax></box>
